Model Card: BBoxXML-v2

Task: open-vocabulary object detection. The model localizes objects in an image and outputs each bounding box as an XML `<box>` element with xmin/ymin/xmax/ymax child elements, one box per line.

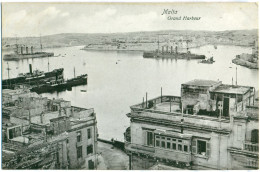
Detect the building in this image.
<box><xmin>2</xmin><ymin>90</ymin><xmax>98</xmax><ymax>169</ymax></box>
<box><xmin>124</xmin><ymin>79</ymin><xmax>258</xmax><ymax>170</ymax></box>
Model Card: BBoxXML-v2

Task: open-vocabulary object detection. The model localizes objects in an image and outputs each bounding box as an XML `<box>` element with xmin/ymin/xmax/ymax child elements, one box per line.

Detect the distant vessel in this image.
<box><xmin>214</xmin><ymin>45</ymin><xmax>218</xmax><ymax>49</ymax></box>
<box><xmin>3</xmin><ymin>36</ymin><xmax>54</xmax><ymax>61</ymax></box>
<box><xmin>143</xmin><ymin>35</ymin><xmax>205</xmax><ymax>60</ymax></box>
<box><xmin>3</xmin><ymin>64</ymin><xmax>88</xmax><ymax>94</ymax></box>
<box><xmin>31</xmin><ymin>74</ymin><xmax>88</xmax><ymax>94</ymax></box>
<box><xmin>199</xmin><ymin>57</ymin><xmax>215</xmax><ymax>64</ymax></box>
<box><xmin>81</xmin><ymin>42</ymin><xmax>143</xmax><ymax>51</ymax></box>
<box><xmin>2</xmin><ymin>64</ymin><xmax>63</xmax><ymax>89</ymax></box>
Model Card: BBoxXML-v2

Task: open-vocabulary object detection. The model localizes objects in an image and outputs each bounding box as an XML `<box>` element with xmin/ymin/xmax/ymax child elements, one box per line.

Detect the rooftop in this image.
<box><xmin>182</xmin><ymin>79</ymin><xmax>221</xmax><ymax>87</ymax></box>
<box><xmin>211</xmin><ymin>84</ymin><xmax>252</xmax><ymax>95</ymax></box>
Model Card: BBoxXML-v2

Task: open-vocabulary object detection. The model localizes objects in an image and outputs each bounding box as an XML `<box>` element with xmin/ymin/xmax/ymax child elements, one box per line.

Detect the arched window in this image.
<box><xmin>251</xmin><ymin>129</ymin><xmax>259</xmax><ymax>143</ymax></box>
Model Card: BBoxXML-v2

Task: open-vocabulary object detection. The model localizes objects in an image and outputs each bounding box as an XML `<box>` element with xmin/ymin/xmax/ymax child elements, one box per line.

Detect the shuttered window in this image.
<box><xmin>146</xmin><ymin>131</ymin><xmax>154</xmax><ymax>146</ymax></box>
<box><xmin>192</xmin><ymin>138</ymin><xmax>210</xmax><ymax>157</ymax></box>
<box><xmin>192</xmin><ymin>140</ymin><xmax>197</xmax><ymax>154</ymax></box>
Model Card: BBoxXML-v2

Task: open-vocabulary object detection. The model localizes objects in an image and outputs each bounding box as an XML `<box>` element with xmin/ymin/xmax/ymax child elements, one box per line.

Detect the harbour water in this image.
<box><xmin>2</xmin><ymin>45</ymin><xmax>258</xmax><ymax>141</ymax></box>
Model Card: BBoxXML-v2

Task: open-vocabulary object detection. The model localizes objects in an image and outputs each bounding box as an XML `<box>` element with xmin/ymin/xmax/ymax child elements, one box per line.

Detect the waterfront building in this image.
<box><xmin>2</xmin><ymin>90</ymin><xmax>98</xmax><ymax>169</ymax></box>
<box><xmin>124</xmin><ymin>79</ymin><xmax>258</xmax><ymax>170</ymax></box>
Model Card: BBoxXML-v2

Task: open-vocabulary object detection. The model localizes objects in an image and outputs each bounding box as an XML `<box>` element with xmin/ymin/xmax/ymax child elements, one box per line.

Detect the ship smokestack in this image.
<box><xmin>171</xmin><ymin>46</ymin><xmax>173</xmax><ymax>54</ymax></box>
<box><xmin>55</xmin><ymin>72</ymin><xmax>58</xmax><ymax>83</ymax></box>
<box><xmin>21</xmin><ymin>47</ymin><xmax>23</xmax><ymax>54</ymax></box>
<box><xmin>166</xmin><ymin>46</ymin><xmax>168</xmax><ymax>53</ymax></box>
<box><xmin>162</xmin><ymin>46</ymin><xmax>164</xmax><ymax>54</ymax></box>
<box><xmin>26</xmin><ymin>47</ymin><xmax>28</xmax><ymax>54</ymax></box>
<box><xmin>29</xmin><ymin>64</ymin><xmax>32</xmax><ymax>74</ymax></box>
<box><xmin>31</xmin><ymin>46</ymin><xmax>33</xmax><ymax>54</ymax></box>
<box><xmin>175</xmin><ymin>46</ymin><xmax>178</xmax><ymax>54</ymax></box>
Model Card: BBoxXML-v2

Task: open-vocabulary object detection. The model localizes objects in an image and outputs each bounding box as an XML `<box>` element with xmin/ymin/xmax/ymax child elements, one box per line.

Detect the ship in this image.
<box><xmin>81</xmin><ymin>42</ymin><xmax>144</xmax><ymax>51</ymax></box>
<box><xmin>3</xmin><ymin>63</ymin><xmax>88</xmax><ymax>94</ymax></box>
<box><xmin>3</xmin><ymin>36</ymin><xmax>54</xmax><ymax>61</ymax></box>
<box><xmin>31</xmin><ymin>74</ymin><xmax>88</xmax><ymax>94</ymax></box>
<box><xmin>143</xmin><ymin>35</ymin><xmax>205</xmax><ymax>60</ymax></box>
<box><xmin>3</xmin><ymin>45</ymin><xmax>54</xmax><ymax>61</ymax></box>
<box><xmin>2</xmin><ymin>64</ymin><xmax>63</xmax><ymax>89</ymax></box>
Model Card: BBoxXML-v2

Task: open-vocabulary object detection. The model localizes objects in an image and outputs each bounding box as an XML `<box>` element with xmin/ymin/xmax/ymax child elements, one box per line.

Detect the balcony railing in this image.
<box><xmin>125</xmin><ymin>142</ymin><xmax>155</xmax><ymax>153</ymax></box>
<box><xmin>244</xmin><ymin>142</ymin><xmax>259</xmax><ymax>152</ymax></box>
<box><xmin>125</xmin><ymin>142</ymin><xmax>191</xmax><ymax>163</ymax></box>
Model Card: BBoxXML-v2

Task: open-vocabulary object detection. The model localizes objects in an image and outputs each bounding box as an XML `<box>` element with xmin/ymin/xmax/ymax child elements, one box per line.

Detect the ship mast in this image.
<box><xmin>157</xmin><ymin>34</ymin><xmax>160</xmax><ymax>55</ymax></box>
<box><xmin>48</xmin><ymin>57</ymin><xmax>50</xmax><ymax>72</ymax></box>
<box><xmin>15</xmin><ymin>35</ymin><xmax>18</xmax><ymax>54</ymax></box>
<box><xmin>40</xmin><ymin>34</ymin><xmax>42</xmax><ymax>52</ymax></box>
<box><xmin>6</xmin><ymin>62</ymin><xmax>11</xmax><ymax>79</ymax></box>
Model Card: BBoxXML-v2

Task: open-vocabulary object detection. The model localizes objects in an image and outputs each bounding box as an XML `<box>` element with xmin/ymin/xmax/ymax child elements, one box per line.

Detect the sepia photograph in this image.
<box><xmin>1</xmin><ymin>1</ymin><xmax>259</xmax><ymax>170</ymax></box>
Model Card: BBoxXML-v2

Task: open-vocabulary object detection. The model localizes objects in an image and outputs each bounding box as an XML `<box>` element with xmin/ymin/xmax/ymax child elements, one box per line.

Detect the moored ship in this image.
<box><xmin>143</xmin><ymin>36</ymin><xmax>205</xmax><ymax>60</ymax></box>
<box><xmin>3</xmin><ymin>45</ymin><xmax>54</xmax><ymax>61</ymax></box>
<box><xmin>3</xmin><ymin>64</ymin><xmax>88</xmax><ymax>94</ymax></box>
<box><xmin>2</xmin><ymin>64</ymin><xmax>63</xmax><ymax>89</ymax></box>
<box><xmin>143</xmin><ymin>45</ymin><xmax>205</xmax><ymax>59</ymax></box>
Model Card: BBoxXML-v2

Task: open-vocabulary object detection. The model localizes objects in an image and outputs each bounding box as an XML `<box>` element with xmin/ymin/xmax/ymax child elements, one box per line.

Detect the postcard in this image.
<box><xmin>1</xmin><ymin>1</ymin><xmax>259</xmax><ymax>170</ymax></box>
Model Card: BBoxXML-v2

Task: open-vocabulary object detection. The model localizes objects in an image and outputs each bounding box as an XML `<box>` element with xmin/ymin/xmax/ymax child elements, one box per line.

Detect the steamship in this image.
<box><xmin>143</xmin><ymin>37</ymin><xmax>205</xmax><ymax>59</ymax></box>
<box><xmin>3</xmin><ymin>45</ymin><xmax>54</xmax><ymax>61</ymax></box>
<box><xmin>2</xmin><ymin>64</ymin><xmax>64</xmax><ymax>89</ymax></box>
<box><xmin>143</xmin><ymin>45</ymin><xmax>205</xmax><ymax>59</ymax></box>
<box><xmin>3</xmin><ymin>64</ymin><xmax>88</xmax><ymax>94</ymax></box>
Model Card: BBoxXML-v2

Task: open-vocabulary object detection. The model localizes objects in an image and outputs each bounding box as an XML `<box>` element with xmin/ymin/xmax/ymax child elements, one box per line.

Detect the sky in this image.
<box><xmin>2</xmin><ymin>2</ymin><xmax>259</xmax><ymax>37</ymax></box>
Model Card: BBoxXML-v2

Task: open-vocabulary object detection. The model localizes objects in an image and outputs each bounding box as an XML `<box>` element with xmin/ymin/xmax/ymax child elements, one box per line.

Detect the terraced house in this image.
<box><xmin>124</xmin><ymin>79</ymin><xmax>258</xmax><ymax>170</ymax></box>
<box><xmin>2</xmin><ymin>89</ymin><xmax>98</xmax><ymax>169</ymax></box>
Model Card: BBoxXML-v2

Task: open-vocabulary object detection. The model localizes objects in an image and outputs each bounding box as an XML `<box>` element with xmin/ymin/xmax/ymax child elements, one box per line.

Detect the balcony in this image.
<box><xmin>244</xmin><ymin>142</ymin><xmax>259</xmax><ymax>152</ymax></box>
<box><xmin>125</xmin><ymin>142</ymin><xmax>155</xmax><ymax>154</ymax></box>
<box><xmin>125</xmin><ymin>142</ymin><xmax>191</xmax><ymax>163</ymax></box>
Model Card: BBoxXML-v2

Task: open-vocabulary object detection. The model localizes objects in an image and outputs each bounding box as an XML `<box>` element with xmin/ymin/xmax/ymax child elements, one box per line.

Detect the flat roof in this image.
<box><xmin>211</xmin><ymin>84</ymin><xmax>251</xmax><ymax>95</ymax></box>
<box><xmin>183</xmin><ymin>79</ymin><xmax>221</xmax><ymax>87</ymax></box>
<box><xmin>151</xmin><ymin>102</ymin><xmax>180</xmax><ymax>112</ymax></box>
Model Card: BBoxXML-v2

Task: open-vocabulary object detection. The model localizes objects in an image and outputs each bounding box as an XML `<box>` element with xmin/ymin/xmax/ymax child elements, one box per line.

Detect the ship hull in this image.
<box><xmin>2</xmin><ymin>68</ymin><xmax>64</xmax><ymax>89</ymax></box>
<box><xmin>30</xmin><ymin>75</ymin><xmax>88</xmax><ymax>94</ymax></box>
<box><xmin>143</xmin><ymin>51</ymin><xmax>205</xmax><ymax>59</ymax></box>
<box><xmin>3</xmin><ymin>52</ymin><xmax>54</xmax><ymax>61</ymax></box>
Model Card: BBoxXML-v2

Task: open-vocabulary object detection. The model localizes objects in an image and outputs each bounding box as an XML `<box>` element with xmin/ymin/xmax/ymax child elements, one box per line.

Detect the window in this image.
<box><xmin>156</xmin><ymin>140</ymin><xmax>160</xmax><ymax>147</ymax></box>
<box><xmin>88</xmin><ymin>128</ymin><xmax>92</xmax><ymax>139</ymax></box>
<box><xmin>87</xmin><ymin>145</ymin><xmax>93</xmax><ymax>155</ymax></box>
<box><xmin>184</xmin><ymin>145</ymin><xmax>188</xmax><ymax>152</ymax></box>
<box><xmin>167</xmin><ymin>142</ymin><xmax>171</xmax><ymax>149</ymax></box>
<box><xmin>77</xmin><ymin>146</ymin><xmax>82</xmax><ymax>159</ymax></box>
<box><xmin>77</xmin><ymin>131</ymin><xmax>82</xmax><ymax>142</ymax></box>
<box><xmin>197</xmin><ymin>140</ymin><xmax>206</xmax><ymax>155</ymax></box>
<box><xmin>251</xmin><ymin>129</ymin><xmax>259</xmax><ymax>143</ymax></box>
<box><xmin>161</xmin><ymin>141</ymin><xmax>165</xmax><ymax>148</ymax></box>
<box><xmin>172</xmin><ymin>143</ymin><xmax>176</xmax><ymax>150</ymax></box>
<box><xmin>146</xmin><ymin>131</ymin><xmax>154</xmax><ymax>146</ymax></box>
<box><xmin>178</xmin><ymin>144</ymin><xmax>182</xmax><ymax>151</ymax></box>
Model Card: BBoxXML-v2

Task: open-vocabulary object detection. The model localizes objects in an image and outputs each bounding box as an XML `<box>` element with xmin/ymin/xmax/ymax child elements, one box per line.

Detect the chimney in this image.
<box><xmin>29</xmin><ymin>64</ymin><xmax>32</xmax><ymax>74</ymax></box>
<box><xmin>26</xmin><ymin>47</ymin><xmax>28</xmax><ymax>54</ymax></box>
<box><xmin>31</xmin><ymin>46</ymin><xmax>33</xmax><ymax>54</ymax></box>
<box><xmin>21</xmin><ymin>47</ymin><xmax>23</xmax><ymax>54</ymax></box>
<box><xmin>40</xmin><ymin>113</ymin><xmax>44</xmax><ymax>124</ymax></box>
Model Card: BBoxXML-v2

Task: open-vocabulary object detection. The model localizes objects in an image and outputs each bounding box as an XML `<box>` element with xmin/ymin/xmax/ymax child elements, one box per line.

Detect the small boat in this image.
<box><xmin>81</xmin><ymin>89</ymin><xmax>87</xmax><ymax>92</ymax></box>
<box><xmin>200</xmin><ymin>57</ymin><xmax>215</xmax><ymax>64</ymax></box>
<box><xmin>214</xmin><ymin>45</ymin><xmax>217</xmax><ymax>49</ymax></box>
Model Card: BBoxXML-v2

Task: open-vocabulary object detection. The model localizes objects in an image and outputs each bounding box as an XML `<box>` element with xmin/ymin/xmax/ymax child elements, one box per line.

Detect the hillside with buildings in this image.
<box><xmin>2</xmin><ymin>29</ymin><xmax>258</xmax><ymax>51</ymax></box>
